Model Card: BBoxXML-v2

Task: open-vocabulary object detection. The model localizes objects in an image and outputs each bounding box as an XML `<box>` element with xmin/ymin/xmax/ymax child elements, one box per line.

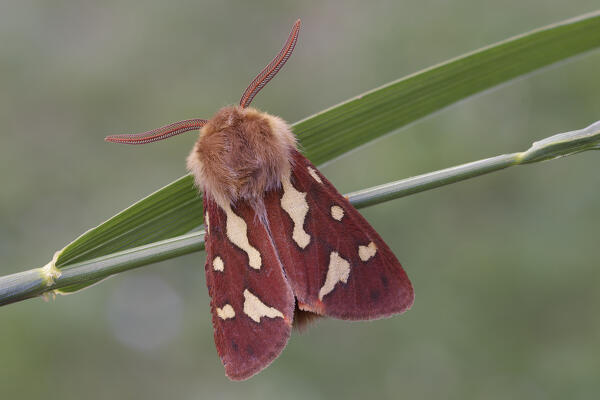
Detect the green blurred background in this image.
<box><xmin>2</xmin><ymin>1</ymin><xmax>600</xmax><ymax>399</ymax></box>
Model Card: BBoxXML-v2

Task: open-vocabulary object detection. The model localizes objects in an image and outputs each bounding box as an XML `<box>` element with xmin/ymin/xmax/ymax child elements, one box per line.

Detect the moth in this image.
<box><xmin>106</xmin><ymin>19</ymin><xmax>414</xmax><ymax>380</ymax></box>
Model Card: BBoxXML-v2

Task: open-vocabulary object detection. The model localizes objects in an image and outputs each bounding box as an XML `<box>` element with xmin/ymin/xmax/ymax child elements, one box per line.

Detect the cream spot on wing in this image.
<box><xmin>330</xmin><ymin>205</ymin><xmax>344</xmax><ymax>221</ymax></box>
<box><xmin>216</xmin><ymin>304</ymin><xmax>235</xmax><ymax>320</ymax></box>
<box><xmin>223</xmin><ymin>203</ymin><xmax>261</xmax><ymax>269</ymax></box>
<box><xmin>307</xmin><ymin>167</ymin><xmax>323</xmax><ymax>184</ymax></box>
<box><xmin>319</xmin><ymin>252</ymin><xmax>351</xmax><ymax>300</ymax></box>
<box><xmin>204</xmin><ymin>213</ymin><xmax>210</xmax><ymax>234</ymax></box>
<box><xmin>358</xmin><ymin>242</ymin><xmax>377</xmax><ymax>262</ymax></box>
<box><xmin>243</xmin><ymin>289</ymin><xmax>284</xmax><ymax>323</ymax></box>
<box><xmin>212</xmin><ymin>256</ymin><xmax>224</xmax><ymax>272</ymax></box>
<box><xmin>281</xmin><ymin>173</ymin><xmax>310</xmax><ymax>248</ymax></box>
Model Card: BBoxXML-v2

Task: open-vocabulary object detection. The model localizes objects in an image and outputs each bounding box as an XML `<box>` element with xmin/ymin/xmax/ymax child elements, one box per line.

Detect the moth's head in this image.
<box><xmin>187</xmin><ymin>104</ymin><xmax>296</xmax><ymax>208</ymax></box>
<box><xmin>198</xmin><ymin>106</ymin><xmax>292</xmax><ymax>142</ymax></box>
<box><xmin>200</xmin><ymin>106</ymin><xmax>262</xmax><ymax>139</ymax></box>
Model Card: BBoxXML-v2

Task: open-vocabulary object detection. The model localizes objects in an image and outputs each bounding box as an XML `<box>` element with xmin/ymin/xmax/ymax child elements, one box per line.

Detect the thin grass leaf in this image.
<box><xmin>1</xmin><ymin>119</ymin><xmax>599</xmax><ymax>305</ymax></box>
<box><xmin>8</xmin><ymin>11</ymin><xmax>600</xmax><ymax>296</ymax></box>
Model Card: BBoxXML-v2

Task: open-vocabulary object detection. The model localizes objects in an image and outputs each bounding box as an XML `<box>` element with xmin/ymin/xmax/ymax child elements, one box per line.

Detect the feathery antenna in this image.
<box><xmin>105</xmin><ymin>119</ymin><xmax>208</xmax><ymax>145</ymax></box>
<box><xmin>239</xmin><ymin>19</ymin><xmax>301</xmax><ymax>108</ymax></box>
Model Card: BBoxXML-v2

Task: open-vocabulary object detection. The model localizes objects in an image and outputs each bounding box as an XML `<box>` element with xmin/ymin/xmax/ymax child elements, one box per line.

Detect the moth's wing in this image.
<box><xmin>265</xmin><ymin>151</ymin><xmax>414</xmax><ymax>320</ymax></box>
<box><xmin>203</xmin><ymin>194</ymin><xmax>294</xmax><ymax>380</ymax></box>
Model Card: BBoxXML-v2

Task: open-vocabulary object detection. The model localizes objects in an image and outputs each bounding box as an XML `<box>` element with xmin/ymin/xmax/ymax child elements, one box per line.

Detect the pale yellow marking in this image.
<box><xmin>330</xmin><ymin>205</ymin><xmax>345</xmax><ymax>221</ymax></box>
<box><xmin>204</xmin><ymin>213</ymin><xmax>210</xmax><ymax>234</ymax></box>
<box><xmin>216</xmin><ymin>304</ymin><xmax>235</xmax><ymax>320</ymax></box>
<box><xmin>243</xmin><ymin>289</ymin><xmax>284</xmax><ymax>323</ymax></box>
<box><xmin>359</xmin><ymin>242</ymin><xmax>377</xmax><ymax>262</ymax></box>
<box><xmin>307</xmin><ymin>167</ymin><xmax>323</xmax><ymax>184</ymax></box>
<box><xmin>212</xmin><ymin>256</ymin><xmax>224</xmax><ymax>272</ymax></box>
<box><xmin>319</xmin><ymin>252</ymin><xmax>351</xmax><ymax>300</ymax></box>
<box><xmin>222</xmin><ymin>203</ymin><xmax>261</xmax><ymax>269</ymax></box>
<box><xmin>281</xmin><ymin>173</ymin><xmax>310</xmax><ymax>248</ymax></box>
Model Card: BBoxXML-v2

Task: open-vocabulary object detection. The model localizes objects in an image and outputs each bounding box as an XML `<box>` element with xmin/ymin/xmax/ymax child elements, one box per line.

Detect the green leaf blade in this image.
<box><xmin>55</xmin><ymin>11</ymin><xmax>600</xmax><ymax>279</ymax></box>
<box><xmin>294</xmin><ymin>11</ymin><xmax>600</xmax><ymax>166</ymax></box>
<box><xmin>57</xmin><ymin>175</ymin><xmax>202</xmax><ymax>267</ymax></box>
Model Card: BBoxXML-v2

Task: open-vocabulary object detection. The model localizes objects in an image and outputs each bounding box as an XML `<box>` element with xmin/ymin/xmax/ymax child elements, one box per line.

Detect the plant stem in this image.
<box><xmin>1</xmin><ymin>120</ymin><xmax>598</xmax><ymax>306</ymax></box>
<box><xmin>348</xmin><ymin>153</ymin><xmax>519</xmax><ymax>209</ymax></box>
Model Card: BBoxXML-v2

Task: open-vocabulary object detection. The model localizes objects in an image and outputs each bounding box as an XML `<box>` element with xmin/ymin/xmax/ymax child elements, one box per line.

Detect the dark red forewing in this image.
<box><xmin>265</xmin><ymin>151</ymin><xmax>414</xmax><ymax>320</ymax></box>
<box><xmin>203</xmin><ymin>194</ymin><xmax>295</xmax><ymax>380</ymax></box>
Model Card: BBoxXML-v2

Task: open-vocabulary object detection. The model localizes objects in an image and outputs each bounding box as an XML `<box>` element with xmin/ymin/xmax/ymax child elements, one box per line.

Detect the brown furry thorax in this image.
<box><xmin>186</xmin><ymin>106</ymin><xmax>297</xmax><ymax>209</ymax></box>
